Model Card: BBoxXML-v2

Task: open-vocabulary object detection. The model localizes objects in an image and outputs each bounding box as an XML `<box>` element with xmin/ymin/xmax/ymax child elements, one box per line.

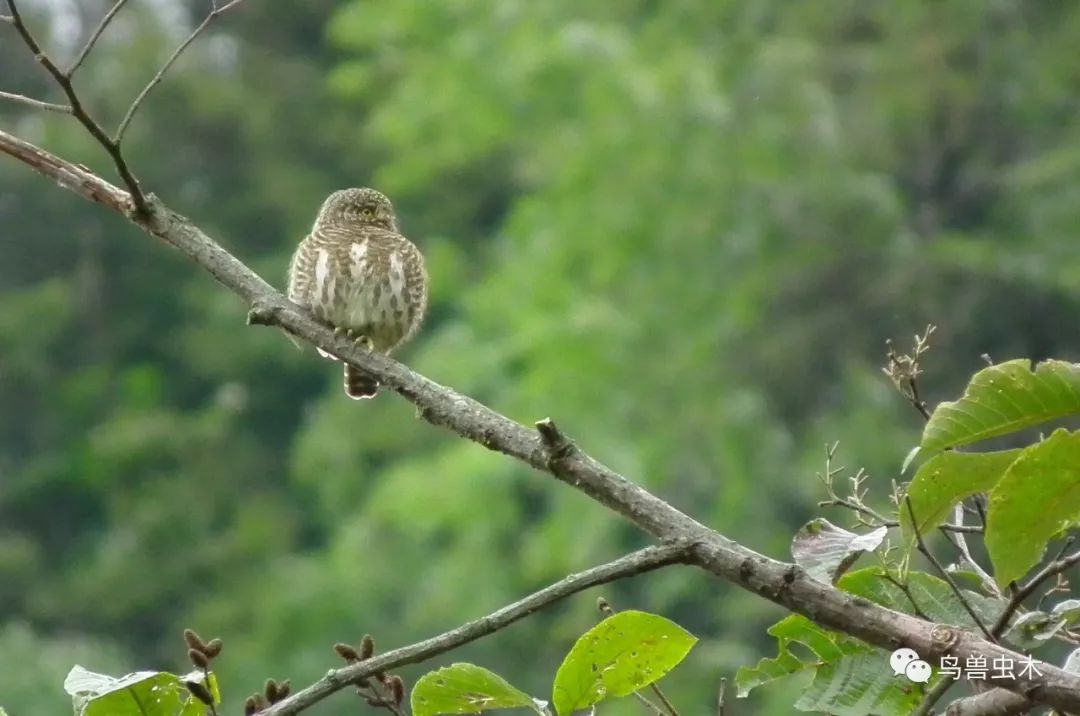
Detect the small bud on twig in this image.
<box><xmin>334</xmin><ymin>642</ymin><xmax>360</xmax><ymax>663</ymax></box>
<box><xmin>360</xmin><ymin>634</ymin><xmax>375</xmax><ymax>659</ymax></box>
<box><xmin>183</xmin><ymin>628</ymin><xmax>207</xmax><ymax>652</ymax></box>
<box><xmin>388</xmin><ymin>674</ymin><xmax>405</xmax><ymax>705</ymax></box>
<box><xmin>187</xmin><ymin>648</ymin><xmax>209</xmax><ymax>669</ymax></box>
<box><xmin>184</xmin><ymin>680</ymin><xmax>214</xmax><ymax>706</ymax></box>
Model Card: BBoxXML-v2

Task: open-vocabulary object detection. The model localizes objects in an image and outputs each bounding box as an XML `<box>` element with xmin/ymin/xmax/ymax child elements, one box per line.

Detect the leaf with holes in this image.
<box><xmin>551</xmin><ymin>610</ymin><xmax>696</xmax><ymax>716</ymax></box>
<box><xmin>921</xmin><ymin>359</ymin><xmax>1080</xmax><ymax>454</ymax></box>
<box><xmin>901</xmin><ymin>449</ymin><xmax>1021</xmax><ymax>543</ymax></box>
<box><xmin>64</xmin><ymin>665</ymin><xmax>212</xmax><ymax>716</ymax></box>
<box><xmin>986</xmin><ymin>429</ymin><xmax>1080</xmax><ymax>587</ymax></box>
<box><xmin>410</xmin><ymin>663</ymin><xmax>544</xmax><ymax>716</ymax></box>
<box><xmin>792</xmin><ymin>519</ymin><xmax>886</xmax><ymax>583</ymax></box>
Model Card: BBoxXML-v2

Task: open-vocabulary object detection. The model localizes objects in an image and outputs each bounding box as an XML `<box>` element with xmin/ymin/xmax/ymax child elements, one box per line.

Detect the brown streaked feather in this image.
<box><xmin>288</xmin><ymin>189</ymin><xmax>428</xmax><ymax>400</ymax></box>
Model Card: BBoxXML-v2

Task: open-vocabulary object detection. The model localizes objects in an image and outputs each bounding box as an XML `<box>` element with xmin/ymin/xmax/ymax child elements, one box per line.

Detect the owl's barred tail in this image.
<box><xmin>344</xmin><ymin>364</ymin><xmax>379</xmax><ymax>400</ymax></box>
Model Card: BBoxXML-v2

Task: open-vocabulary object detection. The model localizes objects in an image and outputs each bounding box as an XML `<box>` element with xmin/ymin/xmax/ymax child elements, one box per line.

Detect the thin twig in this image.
<box><xmin>883</xmin><ymin>326</ymin><xmax>936</xmax><ymax>422</ymax></box>
<box><xmin>260</xmin><ymin>544</ymin><xmax>693</xmax><ymax>715</ymax></box>
<box><xmin>943</xmin><ymin>503</ymin><xmax>1000</xmax><ymax>597</ymax></box>
<box><xmin>717</xmin><ymin>678</ymin><xmax>726</xmax><ymax>716</ymax></box>
<box><xmin>631</xmin><ymin>691</ymin><xmax>668</xmax><ymax>715</ymax></box>
<box><xmin>879</xmin><ymin>573</ymin><xmax>930</xmax><ymax>621</ymax></box>
<box><xmin>990</xmin><ymin>546</ymin><xmax>1080</xmax><ymax>636</ymax></box>
<box><xmin>0</xmin><ymin>90</ymin><xmax>71</xmax><ymax>113</ymax></box>
<box><xmin>1036</xmin><ymin>537</ymin><xmax>1076</xmax><ymax>611</ymax></box>
<box><xmin>905</xmin><ymin>499</ymin><xmax>995</xmax><ymax>642</ymax></box>
<box><xmin>0</xmin><ymin>13</ymin><xmax>11</xmax><ymax>22</ymax></box>
<box><xmin>5</xmin><ymin>0</ymin><xmax>146</xmax><ymax>213</ymax></box>
<box><xmin>818</xmin><ymin>497</ymin><xmax>892</xmax><ymax>527</ymax></box>
<box><xmin>913</xmin><ymin>675</ymin><xmax>956</xmax><ymax>716</ymax></box>
<box><xmin>201</xmin><ymin>666</ymin><xmax>218</xmax><ymax>716</ymax></box>
<box><xmin>67</xmin><ymin>0</ymin><xmax>133</xmax><ymax>75</ymax></box>
<box><xmin>358</xmin><ymin>678</ymin><xmax>407</xmax><ymax>716</ymax></box>
<box><xmin>114</xmin><ymin>0</ymin><xmax>247</xmax><ymax>143</ymax></box>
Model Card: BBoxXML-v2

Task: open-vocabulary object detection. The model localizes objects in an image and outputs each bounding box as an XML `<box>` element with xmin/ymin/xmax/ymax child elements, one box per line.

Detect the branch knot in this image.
<box><xmin>535</xmin><ymin>417</ymin><xmax>576</xmax><ymax>465</ymax></box>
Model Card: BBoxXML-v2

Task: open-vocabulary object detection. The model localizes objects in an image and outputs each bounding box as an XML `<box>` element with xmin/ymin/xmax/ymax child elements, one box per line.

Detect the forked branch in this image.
<box><xmin>4</xmin><ymin>126</ymin><xmax>1080</xmax><ymax>714</ymax></box>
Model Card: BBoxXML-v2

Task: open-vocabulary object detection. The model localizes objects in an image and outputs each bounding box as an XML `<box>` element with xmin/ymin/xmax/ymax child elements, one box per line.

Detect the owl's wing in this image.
<box><xmin>401</xmin><ymin>239</ymin><xmax>429</xmax><ymax>344</ymax></box>
<box><xmin>287</xmin><ymin>236</ymin><xmax>316</xmax><ymax>305</ymax></box>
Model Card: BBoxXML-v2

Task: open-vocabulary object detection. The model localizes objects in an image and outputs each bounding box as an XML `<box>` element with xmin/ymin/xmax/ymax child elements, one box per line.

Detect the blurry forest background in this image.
<box><xmin>2</xmin><ymin>1</ymin><xmax>1080</xmax><ymax>713</ymax></box>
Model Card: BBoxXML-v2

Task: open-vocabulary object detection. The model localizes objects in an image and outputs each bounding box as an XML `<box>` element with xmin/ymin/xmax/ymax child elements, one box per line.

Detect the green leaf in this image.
<box><xmin>838</xmin><ymin>569</ymin><xmax>1004</xmax><ymax>627</ymax></box>
<box><xmin>742</xmin><ymin>568</ymin><xmax>1006</xmax><ymax>715</ymax></box>
<box><xmin>736</xmin><ymin>614</ymin><xmax>862</xmax><ymax>697</ymax></box>
<box><xmin>64</xmin><ymin>665</ymin><xmax>212</xmax><ymax>716</ymax></box>
<box><xmin>736</xmin><ymin>616</ymin><xmax>925</xmax><ymax>716</ymax></box>
<box><xmin>986</xmin><ymin>429</ymin><xmax>1080</xmax><ymax>586</ymax></box>
<box><xmin>921</xmin><ymin>359</ymin><xmax>1080</xmax><ymax>454</ymax></box>
<box><xmin>1052</xmin><ymin>599</ymin><xmax>1080</xmax><ymax>625</ymax></box>
<box><xmin>791</xmin><ymin>519</ymin><xmax>886</xmax><ymax>583</ymax></box>
<box><xmin>411</xmin><ymin>663</ymin><xmax>543</xmax><ymax>716</ymax></box>
<box><xmin>901</xmin><ymin>449</ymin><xmax>1021</xmax><ymax>543</ymax></box>
<box><xmin>795</xmin><ymin>651</ymin><xmax>924</xmax><ymax>716</ymax></box>
<box><xmin>1003</xmin><ymin>611</ymin><xmax>1062</xmax><ymax>650</ymax></box>
<box><xmin>551</xmin><ymin>610</ymin><xmax>697</xmax><ymax>716</ymax></box>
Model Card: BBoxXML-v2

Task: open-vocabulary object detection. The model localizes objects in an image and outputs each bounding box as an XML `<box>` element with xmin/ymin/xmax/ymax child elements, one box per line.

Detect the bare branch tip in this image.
<box><xmin>68</xmin><ymin>0</ymin><xmax>134</xmax><ymax>76</ymax></box>
<box><xmin>535</xmin><ymin>417</ymin><xmax>565</xmax><ymax>444</ymax></box>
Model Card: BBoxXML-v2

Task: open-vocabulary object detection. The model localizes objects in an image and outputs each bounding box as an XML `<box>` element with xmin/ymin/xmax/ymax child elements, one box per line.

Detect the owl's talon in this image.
<box><xmin>354</xmin><ymin>335</ymin><xmax>374</xmax><ymax>351</ymax></box>
<box><xmin>333</xmin><ymin>326</ymin><xmax>348</xmax><ymax>338</ymax></box>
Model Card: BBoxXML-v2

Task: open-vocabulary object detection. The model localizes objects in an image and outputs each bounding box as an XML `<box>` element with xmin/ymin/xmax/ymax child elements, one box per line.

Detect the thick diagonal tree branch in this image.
<box><xmin>4</xmin><ymin>127</ymin><xmax>1080</xmax><ymax>714</ymax></box>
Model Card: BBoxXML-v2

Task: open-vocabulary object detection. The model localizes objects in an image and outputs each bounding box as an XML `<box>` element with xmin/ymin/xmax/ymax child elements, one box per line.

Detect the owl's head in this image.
<box><xmin>315</xmin><ymin>187</ymin><xmax>398</xmax><ymax>232</ymax></box>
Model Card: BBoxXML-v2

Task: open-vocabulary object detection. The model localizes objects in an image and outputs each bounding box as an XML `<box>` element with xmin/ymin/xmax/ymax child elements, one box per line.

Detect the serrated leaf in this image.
<box><xmin>742</xmin><ymin>568</ymin><xmax>1003</xmax><ymax>716</ymax></box>
<box><xmin>921</xmin><ymin>359</ymin><xmax>1080</xmax><ymax>454</ymax></box>
<box><xmin>551</xmin><ymin>610</ymin><xmax>696</xmax><ymax>716</ymax></box>
<box><xmin>64</xmin><ymin>665</ymin><xmax>210</xmax><ymax>716</ymax></box>
<box><xmin>986</xmin><ymin>429</ymin><xmax>1080</xmax><ymax>586</ymax></box>
<box><xmin>410</xmin><ymin>663</ymin><xmax>542</xmax><ymax>716</ymax></box>
<box><xmin>901</xmin><ymin>449</ymin><xmax>1021</xmax><ymax>543</ymax></box>
<box><xmin>792</xmin><ymin>519</ymin><xmax>886</xmax><ymax>583</ymax></box>
<box><xmin>736</xmin><ymin>614</ymin><xmax>862</xmax><ymax>697</ymax></box>
<box><xmin>1003</xmin><ymin>611</ymin><xmax>1062</xmax><ymax>650</ymax></box>
<box><xmin>795</xmin><ymin>651</ymin><xmax>924</xmax><ymax>716</ymax></box>
<box><xmin>838</xmin><ymin>569</ymin><xmax>1004</xmax><ymax>627</ymax></box>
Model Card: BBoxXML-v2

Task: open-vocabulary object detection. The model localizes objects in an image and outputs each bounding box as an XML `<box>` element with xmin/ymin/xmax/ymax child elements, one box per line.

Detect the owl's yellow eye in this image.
<box><xmin>360</xmin><ymin>207</ymin><xmax>376</xmax><ymax>218</ymax></box>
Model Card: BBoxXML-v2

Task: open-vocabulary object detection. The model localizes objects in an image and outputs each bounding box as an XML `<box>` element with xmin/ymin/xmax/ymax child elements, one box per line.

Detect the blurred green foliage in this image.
<box><xmin>1</xmin><ymin>0</ymin><xmax>1079</xmax><ymax>713</ymax></box>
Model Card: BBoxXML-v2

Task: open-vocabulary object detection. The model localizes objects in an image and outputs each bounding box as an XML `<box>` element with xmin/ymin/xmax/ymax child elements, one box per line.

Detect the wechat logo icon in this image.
<box><xmin>891</xmin><ymin>648</ymin><xmax>932</xmax><ymax>683</ymax></box>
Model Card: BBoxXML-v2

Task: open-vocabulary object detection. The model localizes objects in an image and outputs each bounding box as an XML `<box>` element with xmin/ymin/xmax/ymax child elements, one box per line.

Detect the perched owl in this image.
<box><xmin>287</xmin><ymin>187</ymin><xmax>428</xmax><ymax>399</ymax></box>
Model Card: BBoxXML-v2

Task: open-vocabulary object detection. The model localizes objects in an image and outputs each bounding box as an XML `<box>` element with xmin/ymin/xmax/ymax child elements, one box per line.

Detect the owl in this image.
<box><xmin>287</xmin><ymin>187</ymin><xmax>428</xmax><ymax>399</ymax></box>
